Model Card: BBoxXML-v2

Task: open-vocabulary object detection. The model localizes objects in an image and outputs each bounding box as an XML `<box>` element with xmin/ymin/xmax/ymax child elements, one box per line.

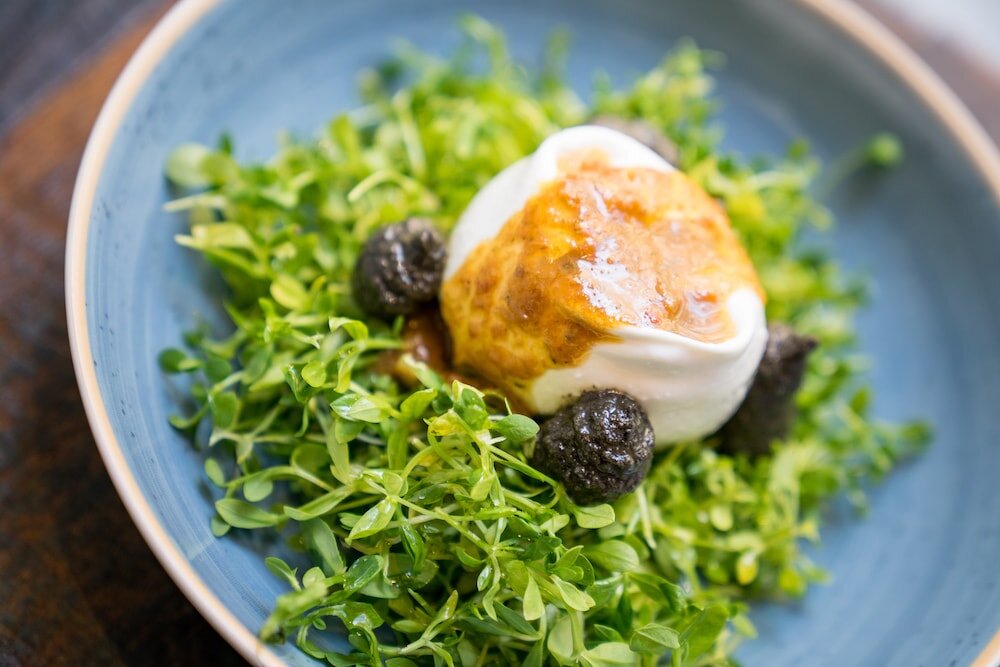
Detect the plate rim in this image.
<box><xmin>63</xmin><ymin>0</ymin><xmax>1000</xmax><ymax>665</ymax></box>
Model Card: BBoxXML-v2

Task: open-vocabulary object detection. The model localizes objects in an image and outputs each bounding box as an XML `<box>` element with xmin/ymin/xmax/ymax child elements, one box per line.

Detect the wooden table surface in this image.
<box><xmin>0</xmin><ymin>2</ymin><xmax>997</xmax><ymax>665</ymax></box>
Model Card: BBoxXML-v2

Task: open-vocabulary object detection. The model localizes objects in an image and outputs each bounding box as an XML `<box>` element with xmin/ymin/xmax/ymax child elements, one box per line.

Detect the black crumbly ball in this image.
<box><xmin>717</xmin><ymin>323</ymin><xmax>819</xmax><ymax>457</ymax></box>
<box><xmin>532</xmin><ymin>389</ymin><xmax>655</xmax><ymax>505</ymax></box>
<box><xmin>589</xmin><ymin>115</ymin><xmax>680</xmax><ymax>164</ymax></box>
<box><xmin>352</xmin><ymin>218</ymin><xmax>447</xmax><ymax>318</ymax></box>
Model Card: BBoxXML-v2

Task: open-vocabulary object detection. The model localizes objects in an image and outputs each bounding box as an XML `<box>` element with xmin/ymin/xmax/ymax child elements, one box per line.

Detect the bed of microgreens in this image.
<box><xmin>160</xmin><ymin>17</ymin><xmax>927</xmax><ymax>667</ymax></box>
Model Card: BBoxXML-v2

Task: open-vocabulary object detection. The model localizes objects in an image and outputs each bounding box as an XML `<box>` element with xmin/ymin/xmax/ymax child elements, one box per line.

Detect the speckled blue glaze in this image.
<box><xmin>80</xmin><ymin>1</ymin><xmax>1000</xmax><ymax>665</ymax></box>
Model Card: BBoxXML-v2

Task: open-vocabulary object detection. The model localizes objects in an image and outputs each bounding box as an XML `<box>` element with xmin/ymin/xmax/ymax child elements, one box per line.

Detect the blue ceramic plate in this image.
<box><xmin>67</xmin><ymin>1</ymin><xmax>1000</xmax><ymax>665</ymax></box>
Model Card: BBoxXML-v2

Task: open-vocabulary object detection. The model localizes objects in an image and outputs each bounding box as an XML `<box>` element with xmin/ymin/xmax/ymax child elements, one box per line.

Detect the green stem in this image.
<box><xmin>636</xmin><ymin>484</ymin><xmax>657</xmax><ymax>548</ymax></box>
<box><xmin>396</xmin><ymin>498</ymin><xmax>492</xmax><ymax>551</ymax></box>
<box><xmin>570</xmin><ymin>610</ymin><xmax>586</xmax><ymax>656</ymax></box>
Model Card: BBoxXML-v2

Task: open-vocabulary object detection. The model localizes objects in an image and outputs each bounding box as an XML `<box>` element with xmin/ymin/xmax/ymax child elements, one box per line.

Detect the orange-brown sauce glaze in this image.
<box><xmin>376</xmin><ymin>309</ymin><xmax>531</xmax><ymax>413</ymax></box>
<box><xmin>440</xmin><ymin>160</ymin><xmax>763</xmax><ymax>391</ymax></box>
<box><xmin>374</xmin><ymin>309</ymin><xmax>451</xmax><ymax>382</ymax></box>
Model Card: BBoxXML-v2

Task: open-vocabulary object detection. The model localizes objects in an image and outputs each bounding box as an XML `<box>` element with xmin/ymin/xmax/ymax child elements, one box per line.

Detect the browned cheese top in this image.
<box><xmin>440</xmin><ymin>154</ymin><xmax>764</xmax><ymax>395</ymax></box>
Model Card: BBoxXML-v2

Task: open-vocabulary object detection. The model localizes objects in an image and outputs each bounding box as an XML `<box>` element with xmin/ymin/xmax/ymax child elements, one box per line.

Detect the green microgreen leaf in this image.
<box><xmin>579</xmin><ymin>642</ymin><xmax>637</xmax><ymax>667</ymax></box>
<box><xmin>329</xmin><ymin>317</ymin><xmax>369</xmax><ymax>341</ymax></box>
<box><xmin>629</xmin><ymin>622</ymin><xmax>680</xmax><ymax>653</ymax></box>
<box><xmin>243</xmin><ymin>475</ymin><xmax>274</xmax><ymax>502</ymax></box>
<box><xmin>551</xmin><ymin>576</ymin><xmax>594</xmax><ymax>611</ymax></box>
<box><xmin>331</xmin><ymin>394</ymin><xmax>386</xmax><ymax>423</ymax></box>
<box><xmin>348</xmin><ymin>498</ymin><xmax>397</xmax><ymax>540</ymax></box>
<box><xmin>215</xmin><ymin>499</ymin><xmax>280</xmax><ymax>529</ymax></box>
<box><xmin>270</xmin><ymin>274</ymin><xmax>309</xmax><ymax>311</ymax></box>
<box><xmin>583</xmin><ymin>541</ymin><xmax>640</xmax><ymax>572</ymax></box>
<box><xmin>400</xmin><ymin>388</ymin><xmax>437</xmax><ymax>420</ymax></box>
<box><xmin>165</xmin><ymin>142</ymin><xmax>211</xmax><ymax>189</ymax></box>
<box><xmin>493</xmin><ymin>414</ymin><xmax>539</xmax><ymax>444</ymax></box>
<box><xmin>158</xmin><ymin>348</ymin><xmax>201</xmax><ymax>373</ymax></box>
<box><xmin>572</xmin><ymin>503</ymin><xmax>615</xmax><ymax>529</ymax></box>
<box><xmin>547</xmin><ymin>614</ymin><xmax>576</xmax><ymax>664</ymax></box>
<box><xmin>264</xmin><ymin>557</ymin><xmax>298</xmax><ymax>589</ymax></box>
<box><xmin>303</xmin><ymin>519</ymin><xmax>346</xmax><ymax>576</ymax></box>
<box><xmin>301</xmin><ymin>360</ymin><xmax>327</xmax><ymax>387</ymax></box>
<box><xmin>679</xmin><ymin>606</ymin><xmax>729</xmax><ymax>663</ymax></box>
<box><xmin>522</xmin><ymin>575</ymin><xmax>544</xmax><ymax>621</ymax></box>
<box><xmin>203</xmin><ymin>458</ymin><xmax>226</xmax><ymax>487</ymax></box>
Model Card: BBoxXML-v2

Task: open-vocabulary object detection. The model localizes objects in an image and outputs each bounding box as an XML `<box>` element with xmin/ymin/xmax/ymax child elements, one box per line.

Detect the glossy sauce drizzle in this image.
<box><xmin>440</xmin><ymin>156</ymin><xmax>764</xmax><ymax>388</ymax></box>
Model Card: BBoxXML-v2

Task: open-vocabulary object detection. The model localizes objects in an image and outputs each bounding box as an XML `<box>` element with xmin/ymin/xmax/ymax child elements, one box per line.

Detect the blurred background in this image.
<box><xmin>0</xmin><ymin>0</ymin><xmax>997</xmax><ymax>665</ymax></box>
<box><xmin>2</xmin><ymin>0</ymin><xmax>1000</xmax><ymax>135</ymax></box>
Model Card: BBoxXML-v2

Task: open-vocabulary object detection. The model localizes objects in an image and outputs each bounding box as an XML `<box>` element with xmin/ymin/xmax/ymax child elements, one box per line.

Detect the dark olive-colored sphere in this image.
<box><xmin>717</xmin><ymin>322</ymin><xmax>818</xmax><ymax>456</ymax></box>
<box><xmin>532</xmin><ymin>389</ymin><xmax>655</xmax><ymax>505</ymax></box>
<box><xmin>352</xmin><ymin>218</ymin><xmax>447</xmax><ymax>318</ymax></box>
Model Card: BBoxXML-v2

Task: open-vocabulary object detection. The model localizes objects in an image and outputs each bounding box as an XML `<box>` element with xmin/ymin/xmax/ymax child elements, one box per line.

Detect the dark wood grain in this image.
<box><xmin>0</xmin><ymin>3</ymin><xmax>243</xmax><ymax>665</ymax></box>
<box><xmin>0</xmin><ymin>1</ymin><xmax>996</xmax><ymax>666</ymax></box>
<box><xmin>0</xmin><ymin>0</ymin><xmax>162</xmax><ymax>132</ymax></box>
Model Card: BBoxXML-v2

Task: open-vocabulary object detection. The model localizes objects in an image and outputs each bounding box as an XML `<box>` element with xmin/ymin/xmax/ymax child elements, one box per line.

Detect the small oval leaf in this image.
<box><xmin>348</xmin><ymin>498</ymin><xmax>396</xmax><ymax>540</ymax></box>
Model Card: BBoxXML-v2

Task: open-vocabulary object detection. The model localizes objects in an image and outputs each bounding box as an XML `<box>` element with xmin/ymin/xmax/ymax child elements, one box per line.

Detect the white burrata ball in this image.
<box><xmin>443</xmin><ymin>126</ymin><xmax>768</xmax><ymax>444</ymax></box>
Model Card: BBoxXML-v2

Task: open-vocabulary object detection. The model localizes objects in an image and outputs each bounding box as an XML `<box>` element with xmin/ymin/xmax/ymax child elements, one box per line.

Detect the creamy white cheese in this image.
<box><xmin>445</xmin><ymin>126</ymin><xmax>768</xmax><ymax>444</ymax></box>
